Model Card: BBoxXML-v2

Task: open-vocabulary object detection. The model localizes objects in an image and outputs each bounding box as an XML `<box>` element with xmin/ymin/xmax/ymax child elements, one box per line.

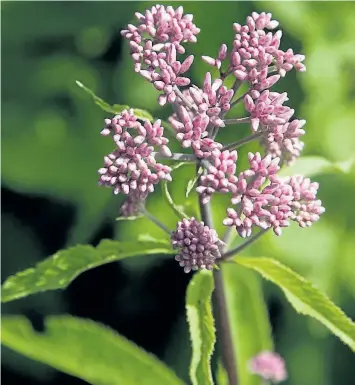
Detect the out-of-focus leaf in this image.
<box><xmin>1</xmin><ymin>315</ymin><xmax>185</xmax><ymax>385</ymax></box>
<box><xmin>233</xmin><ymin>257</ymin><xmax>355</xmax><ymax>351</ymax></box>
<box><xmin>215</xmin><ymin>360</ymin><xmax>228</xmax><ymax>385</ymax></box>
<box><xmin>1</xmin><ymin>240</ymin><xmax>173</xmax><ymax>303</ymax></box>
<box><xmin>186</xmin><ymin>270</ymin><xmax>216</xmax><ymax>385</ymax></box>
<box><xmin>278</xmin><ymin>156</ymin><xmax>333</xmax><ymax>178</ymax></box>
<box><xmin>222</xmin><ymin>263</ymin><xmax>274</xmax><ymax>385</ymax></box>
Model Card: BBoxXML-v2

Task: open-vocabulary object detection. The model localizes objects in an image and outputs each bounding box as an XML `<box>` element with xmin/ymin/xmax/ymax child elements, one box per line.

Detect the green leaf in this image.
<box><xmin>171</xmin><ymin>162</ymin><xmax>190</xmax><ymax>172</ymax></box>
<box><xmin>115</xmin><ymin>215</ymin><xmax>144</xmax><ymax>221</ymax></box>
<box><xmin>186</xmin><ymin>270</ymin><xmax>216</xmax><ymax>385</ymax></box>
<box><xmin>233</xmin><ymin>257</ymin><xmax>355</xmax><ymax>351</ymax></box>
<box><xmin>186</xmin><ymin>167</ymin><xmax>203</xmax><ymax>198</ymax></box>
<box><xmin>279</xmin><ymin>155</ymin><xmax>346</xmax><ymax>178</ymax></box>
<box><xmin>222</xmin><ymin>263</ymin><xmax>273</xmax><ymax>385</ymax></box>
<box><xmin>161</xmin><ymin>181</ymin><xmax>188</xmax><ymax>220</ymax></box>
<box><xmin>1</xmin><ymin>315</ymin><xmax>185</xmax><ymax>385</ymax></box>
<box><xmin>76</xmin><ymin>81</ymin><xmax>153</xmax><ymax>121</ymax></box>
<box><xmin>76</xmin><ymin>80</ymin><xmax>123</xmax><ymax>114</ymax></box>
<box><xmin>1</xmin><ymin>240</ymin><xmax>173</xmax><ymax>303</ymax></box>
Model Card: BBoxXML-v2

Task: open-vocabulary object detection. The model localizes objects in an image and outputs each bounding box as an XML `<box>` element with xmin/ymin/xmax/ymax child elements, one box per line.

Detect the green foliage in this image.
<box><xmin>76</xmin><ymin>80</ymin><xmax>154</xmax><ymax>121</ymax></box>
<box><xmin>186</xmin><ymin>270</ymin><xmax>216</xmax><ymax>385</ymax></box>
<box><xmin>278</xmin><ymin>155</ymin><xmax>354</xmax><ymax>178</ymax></box>
<box><xmin>1</xmin><ymin>240</ymin><xmax>173</xmax><ymax>303</ymax></box>
<box><xmin>222</xmin><ymin>263</ymin><xmax>274</xmax><ymax>385</ymax></box>
<box><xmin>186</xmin><ymin>167</ymin><xmax>203</xmax><ymax>198</ymax></box>
<box><xmin>161</xmin><ymin>181</ymin><xmax>188</xmax><ymax>220</ymax></box>
<box><xmin>1</xmin><ymin>315</ymin><xmax>185</xmax><ymax>385</ymax></box>
<box><xmin>233</xmin><ymin>257</ymin><xmax>355</xmax><ymax>351</ymax></box>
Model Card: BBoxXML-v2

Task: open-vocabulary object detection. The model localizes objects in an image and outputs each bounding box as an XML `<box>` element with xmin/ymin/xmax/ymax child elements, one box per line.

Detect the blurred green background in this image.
<box><xmin>2</xmin><ymin>1</ymin><xmax>355</xmax><ymax>385</ymax></box>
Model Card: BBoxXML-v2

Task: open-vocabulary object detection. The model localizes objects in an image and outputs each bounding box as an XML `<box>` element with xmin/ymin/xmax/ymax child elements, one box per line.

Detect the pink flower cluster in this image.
<box><xmin>171</xmin><ymin>217</ymin><xmax>223</xmax><ymax>273</ymax></box>
<box><xmin>196</xmin><ymin>149</ymin><xmax>238</xmax><ymax>204</ymax></box>
<box><xmin>121</xmin><ymin>5</ymin><xmax>199</xmax><ymax>105</ymax></box>
<box><xmin>244</xmin><ymin>90</ymin><xmax>305</xmax><ymax>164</ymax></box>
<box><xmin>96</xmin><ymin>5</ymin><xmax>326</xmax><ymax>272</ymax></box>
<box><xmin>98</xmin><ymin>109</ymin><xmax>172</xmax><ymax>200</ymax></box>
<box><xmin>223</xmin><ymin>152</ymin><xmax>325</xmax><ymax>237</ymax></box>
<box><xmin>203</xmin><ymin>11</ymin><xmax>305</xmax><ymax>86</ymax></box>
<box><xmin>249</xmin><ymin>351</ymin><xmax>287</xmax><ymax>383</ymax></box>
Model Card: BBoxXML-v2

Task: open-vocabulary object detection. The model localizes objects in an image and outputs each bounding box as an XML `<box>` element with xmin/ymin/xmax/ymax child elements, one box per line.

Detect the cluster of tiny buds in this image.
<box><xmin>98</xmin><ymin>109</ymin><xmax>172</xmax><ymax>199</ymax></box>
<box><xmin>249</xmin><ymin>351</ymin><xmax>287</xmax><ymax>383</ymax></box>
<box><xmin>171</xmin><ymin>217</ymin><xmax>224</xmax><ymax>273</ymax></box>
<box><xmin>95</xmin><ymin>5</ymin><xmax>325</xmax><ymax>273</ymax></box>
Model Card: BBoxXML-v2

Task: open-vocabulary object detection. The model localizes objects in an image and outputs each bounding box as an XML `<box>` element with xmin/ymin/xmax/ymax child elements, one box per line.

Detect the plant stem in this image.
<box><xmin>174</xmin><ymin>86</ymin><xmax>198</xmax><ymax>113</ymax></box>
<box><xmin>221</xmin><ymin>229</ymin><xmax>269</xmax><ymax>260</ymax></box>
<box><xmin>141</xmin><ymin>206</ymin><xmax>172</xmax><ymax>235</ymax></box>
<box><xmin>223</xmin><ymin>132</ymin><xmax>262</xmax><ymax>151</ymax></box>
<box><xmin>196</xmin><ymin>164</ymin><xmax>238</xmax><ymax>385</ymax></box>
<box><xmin>223</xmin><ymin>117</ymin><xmax>250</xmax><ymax>125</ymax></box>
<box><xmin>154</xmin><ymin>152</ymin><xmax>197</xmax><ymax>162</ymax></box>
<box><xmin>213</xmin><ymin>269</ymin><xmax>239</xmax><ymax>385</ymax></box>
<box><xmin>197</xmin><ymin>163</ymin><xmax>214</xmax><ymax>226</ymax></box>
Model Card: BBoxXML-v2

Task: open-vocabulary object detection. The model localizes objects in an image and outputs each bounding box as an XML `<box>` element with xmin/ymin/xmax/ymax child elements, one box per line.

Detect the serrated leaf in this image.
<box><xmin>186</xmin><ymin>167</ymin><xmax>203</xmax><ymax>198</ymax></box>
<box><xmin>233</xmin><ymin>257</ymin><xmax>355</xmax><ymax>351</ymax></box>
<box><xmin>1</xmin><ymin>240</ymin><xmax>173</xmax><ymax>303</ymax></box>
<box><xmin>186</xmin><ymin>270</ymin><xmax>216</xmax><ymax>385</ymax></box>
<box><xmin>222</xmin><ymin>263</ymin><xmax>273</xmax><ymax>385</ymax></box>
<box><xmin>1</xmin><ymin>315</ymin><xmax>185</xmax><ymax>385</ymax></box>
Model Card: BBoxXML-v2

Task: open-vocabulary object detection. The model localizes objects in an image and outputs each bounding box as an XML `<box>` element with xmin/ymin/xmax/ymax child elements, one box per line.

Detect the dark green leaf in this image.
<box><xmin>1</xmin><ymin>240</ymin><xmax>173</xmax><ymax>303</ymax></box>
<box><xmin>234</xmin><ymin>257</ymin><xmax>355</xmax><ymax>351</ymax></box>
<box><xmin>1</xmin><ymin>315</ymin><xmax>185</xmax><ymax>385</ymax></box>
<box><xmin>186</xmin><ymin>270</ymin><xmax>216</xmax><ymax>385</ymax></box>
<box><xmin>222</xmin><ymin>263</ymin><xmax>273</xmax><ymax>385</ymax></box>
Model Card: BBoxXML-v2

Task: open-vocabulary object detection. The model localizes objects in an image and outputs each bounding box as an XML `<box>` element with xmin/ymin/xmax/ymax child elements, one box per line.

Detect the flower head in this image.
<box><xmin>171</xmin><ymin>217</ymin><xmax>224</xmax><ymax>273</ymax></box>
<box><xmin>223</xmin><ymin>153</ymin><xmax>324</xmax><ymax>237</ymax></box>
<box><xmin>249</xmin><ymin>351</ymin><xmax>287</xmax><ymax>383</ymax></box>
<box><xmin>98</xmin><ymin>110</ymin><xmax>172</xmax><ymax>199</ymax></box>
<box><xmin>196</xmin><ymin>149</ymin><xmax>238</xmax><ymax>203</ymax></box>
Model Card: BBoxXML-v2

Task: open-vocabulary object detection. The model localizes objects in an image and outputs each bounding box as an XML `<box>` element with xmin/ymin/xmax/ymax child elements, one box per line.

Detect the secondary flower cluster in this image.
<box><xmin>249</xmin><ymin>351</ymin><xmax>287</xmax><ymax>383</ymax></box>
<box><xmin>98</xmin><ymin>109</ymin><xmax>172</xmax><ymax>205</ymax></box>
<box><xmin>96</xmin><ymin>5</ymin><xmax>325</xmax><ymax>273</ymax></box>
<box><xmin>171</xmin><ymin>217</ymin><xmax>223</xmax><ymax>273</ymax></box>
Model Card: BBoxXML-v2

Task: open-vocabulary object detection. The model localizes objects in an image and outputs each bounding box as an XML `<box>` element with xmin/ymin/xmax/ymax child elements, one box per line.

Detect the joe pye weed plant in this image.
<box><xmin>1</xmin><ymin>5</ymin><xmax>355</xmax><ymax>385</ymax></box>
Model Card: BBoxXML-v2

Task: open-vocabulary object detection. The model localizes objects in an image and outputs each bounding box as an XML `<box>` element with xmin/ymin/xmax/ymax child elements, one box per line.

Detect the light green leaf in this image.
<box><xmin>1</xmin><ymin>240</ymin><xmax>173</xmax><ymax>303</ymax></box>
<box><xmin>186</xmin><ymin>167</ymin><xmax>203</xmax><ymax>198</ymax></box>
<box><xmin>115</xmin><ymin>215</ymin><xmax>144</xmax><ymax>221</ymax></box>
<box><xmin>279</xmin><ymin>156</ymin><xmax>338</xmax><ymax>178</ymax></box>
<box><xmin>76</xmin><ymin>80</ymin><xmax>124</xmax><ymax>114</ymax></box>
<box><xmin>161</xmin><ymin>181</ymin><xmax>188</xmax><ymax>220</ymax></box>
<box><xmin>233</xmin><ymin>257</ymin><xmax>355</xmax><ymax>351</ymax></box>
<box><xmin>186</xmin><ymin>270</ymin><xmax>216</xmax><ymax>385</ymax></box>
<box><xmin>171</xmin><ymin>162</ymin><xmax>190</xmax><ymax>172</ymax></box>
<box><xmin>222</xmin><ymin>263</ymin><xmax>273</xmax><ymax>385</ymax></box>
<box><xmin>76</xmin><ymin>81</ymin><xmax>153</xmax><ymax>121</ymax></box>
<box><xmin>1</xmin><ymin>315</ymin><xmax>185</xmax><ymax>385</ymax></box>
